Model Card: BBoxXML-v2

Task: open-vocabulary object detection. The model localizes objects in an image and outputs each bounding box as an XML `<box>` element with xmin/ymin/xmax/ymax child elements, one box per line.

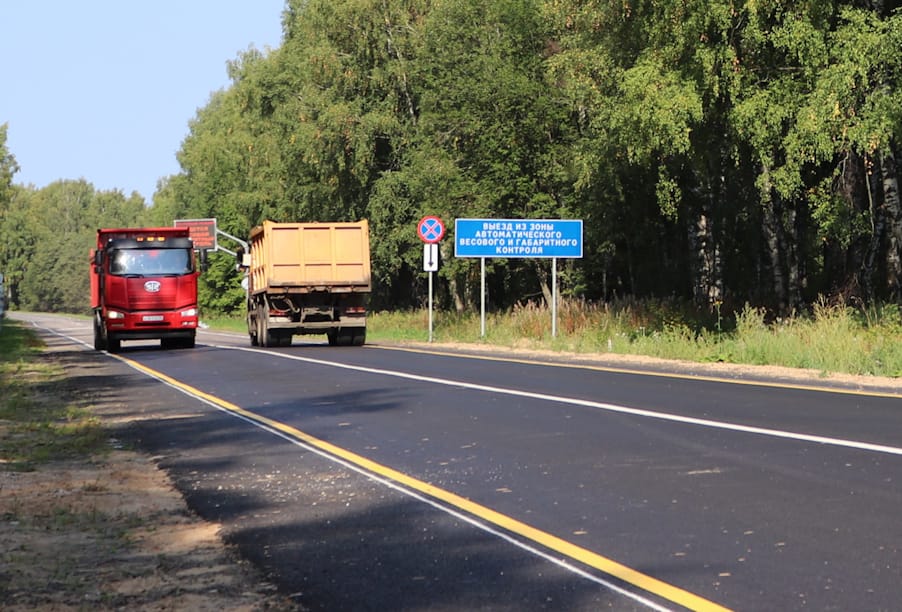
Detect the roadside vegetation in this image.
<box><xmin>204</xmin><ymin>298</ymin><xmax>902</xmax><ymax>379</ymax></box>
<box><xmin>371</xmin><ymin>300</ymin><xmax>902</xmax><ymax>378</ymax></box>
<box><xmin>0</xmin><ymin>320</ymin><xmax>107</xmax><ymax>470</ymax></box>
<box><xmin>4</xmin><ymin>4</ymin><xmax>902</xmax><ymax>329</ymax></box>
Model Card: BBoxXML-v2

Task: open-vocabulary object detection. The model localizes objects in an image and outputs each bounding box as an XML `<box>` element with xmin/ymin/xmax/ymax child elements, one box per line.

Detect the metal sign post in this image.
<box><xmin>481</xmin><ymin>257</ymin><xmax>486</xmax><ymax>337</ymax></box>
<box><xmin>417</xmin><ymin>216</ymin><xmax>445</xmax><ymax>343</ymax></box>
<box><xmin>552</xmin><ymin>257</ymin><xmax>557</xmax><ymax>338</ymax></box>
<box><xmin>423</xmin><ymin>243</ymin><xmax>439</xmax><ymax>342</ymax></box>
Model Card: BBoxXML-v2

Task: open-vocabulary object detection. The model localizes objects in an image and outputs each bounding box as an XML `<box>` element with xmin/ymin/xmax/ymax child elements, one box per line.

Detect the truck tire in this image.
<box><xmin>257</xmin><ymin>312</ymin><xmax>267</xmax><ymax>347</ymax></box>
<box><xmin>93</xmin><ymin>317</ymin><xmax>106</xmax><ymax>351</ymax></box>
<box><xmin>352</xmin><ymin>328</ymin><xmax>366</xmax><ymax>346</ymax></box>
<box><xmin>258</xmin><ymin>305</ymin><xmax>278</xmax><ymax>347</ymax></box>
<box><xmin>247</xmin><ymin>305</ymin><xmax>259</xmax><ymax>346</ymax></box>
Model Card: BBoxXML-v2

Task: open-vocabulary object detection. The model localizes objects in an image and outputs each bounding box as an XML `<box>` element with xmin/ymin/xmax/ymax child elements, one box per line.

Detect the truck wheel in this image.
<box><xmin>258</xmin><ymin>307</ymin><xmax>277</xmax><ymax>347</ymax></box>
<box><xmin>327</xmin><ymin>332</ymin><xmax>338</xmax><ymax>346</ymax></box>
<box><xmin>247</xmin><ymin>308</ymin><xmax>259</xmax><ymax>346</ymax></box>
<box><xmin>257</xmin><ymin>314</ymin><xmax>267</xmax><ymax>347</ymax></box>
<box><xmin>352</xmin><ymin>329</ymin><xmax>366</xmax><ymax>346</ymax></box>
<box><xmin>93</xmin><ymin>318</ymin><xmax>106</xmax><ymax>351</ymax></box>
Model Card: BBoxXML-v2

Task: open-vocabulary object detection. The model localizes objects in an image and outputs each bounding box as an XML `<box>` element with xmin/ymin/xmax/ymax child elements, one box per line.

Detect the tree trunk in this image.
<box><xmin>785</xmin><ymin>206</ymin><xmax>802</xmax><ymax>310</ymax></box>
<box><xmin>881</xmin><ymin>149</ymin><xmax>902</xmax><ymax>301</ymax></box>
<box><xmin>382</xmin><ymin>4</ymin><xmax>418</xmax><ymax>123</ymax></box>
<box><xmin>686</xmin><ymin>154</ymin><xmax>724</xmax><ymax>310</ymax></box>
<box><xmin>534</xmin><ymin>261</ymin><xmax>553</xmax><ymax>307</ymax></box>
<box><xmin>688</xmin><ymin>208</ymin><xmax>722</xmax><ymax>307</ymax></box>
<box><xmin>448</xmin><ymin>275</ymin><xmax>466</xmax><ymax>312</ymax></box>
<box><xmin>759</xmin><ymin>164</ymin><xmax>789</xmax><ymax>311</ymax></box>
<box><xmin>863</xmin><ymin>153</ymin><xmax>884</xmax><ymax>302</ymax></box>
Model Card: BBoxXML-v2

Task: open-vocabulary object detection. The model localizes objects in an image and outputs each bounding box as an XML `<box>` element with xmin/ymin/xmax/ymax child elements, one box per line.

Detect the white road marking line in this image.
<box><xmin>214</xmin><ymin>344</ymin><xmax>902</xmax><ymax>457</ymax></box>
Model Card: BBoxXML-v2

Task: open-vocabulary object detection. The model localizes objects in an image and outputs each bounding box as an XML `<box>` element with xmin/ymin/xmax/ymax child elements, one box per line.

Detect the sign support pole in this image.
<box><xmin>428</xmin><ymin>270</ymin><xmax>434</xmax><ymax>343</ymax></box>
<box><xmin>552</xmin><ymin>257</ymin><xmax>558</xmax><ymax>338</ymax></box>
<box><xmin>480</xmin><ymin>257</ymin><xmax>486</xmax><ymax>337</ymax></box>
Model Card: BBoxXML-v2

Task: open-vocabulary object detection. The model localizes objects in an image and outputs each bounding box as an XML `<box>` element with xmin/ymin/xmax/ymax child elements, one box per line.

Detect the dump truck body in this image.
<box><xmin>91</xmin><ymin>227</ymin><xmax>199</xmax><ymax>352</ymax></box>
<box><xmin>244</xmin><ymin>220</ymin><xmax>371</xmax><ymax>346</ymax></box>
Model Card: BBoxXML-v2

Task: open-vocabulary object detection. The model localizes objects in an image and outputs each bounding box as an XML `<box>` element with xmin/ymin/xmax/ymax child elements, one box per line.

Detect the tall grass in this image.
<box><xmin>368</xmin><ymin>298</ymin><xmax>902</xmax><ymax>378</ymax></box>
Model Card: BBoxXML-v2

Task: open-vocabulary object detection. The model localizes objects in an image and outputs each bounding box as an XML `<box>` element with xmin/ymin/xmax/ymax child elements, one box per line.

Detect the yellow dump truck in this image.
<box><xmin>241</xmin><ymin>220</ymin><xmax>371</xmax><ymax>347</ymax></box>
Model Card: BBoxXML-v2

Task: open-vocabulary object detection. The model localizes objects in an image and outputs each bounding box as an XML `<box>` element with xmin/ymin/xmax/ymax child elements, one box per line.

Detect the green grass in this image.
<box><xmin>366</xmin><ymin>298</ymin><xmax>902</xmax><ymax>378</ymax></box>
<box><xmin>0</xmin><ymin>320</ymin><xmax>109</xmax><ymax>471</ymax></box>
<box><xmin>198</xmin><ymin>298</ymin><xmax>902</xmax><ymax>378</ymax></box>
<box><xmin>201</xmin><ymin>315</ymin><xmax>247</xmax><ymax>334</ymax></box>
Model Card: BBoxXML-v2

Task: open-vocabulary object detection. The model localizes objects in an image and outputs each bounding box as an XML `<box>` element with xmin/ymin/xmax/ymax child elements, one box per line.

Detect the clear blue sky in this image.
<box><xmin>1</xmin><ymin>1</ymin><xmax>285</xmax><ymax>203</ymax></box>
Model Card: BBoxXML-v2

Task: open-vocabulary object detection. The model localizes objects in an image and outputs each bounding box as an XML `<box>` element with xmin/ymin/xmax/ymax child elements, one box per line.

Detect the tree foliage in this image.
<box><xmin>0</xmin><ymin>179</ymin><xmax>146</xmax><ymax>313</ymax></box>
<box><xmin>4</xmin><ymin>2</ymin><xmax>902</xmax><ymax>316</ymax></box>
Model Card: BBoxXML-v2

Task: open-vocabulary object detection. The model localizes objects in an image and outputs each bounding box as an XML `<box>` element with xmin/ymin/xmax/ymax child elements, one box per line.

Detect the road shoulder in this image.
<box><xmin>0</xmin><ymin>330</ymin><xmax>300</xmax><ymax>611</ymax></box>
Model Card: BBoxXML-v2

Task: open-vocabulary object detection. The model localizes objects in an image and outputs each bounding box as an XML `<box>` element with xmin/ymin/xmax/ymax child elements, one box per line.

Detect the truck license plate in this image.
<box><xmin>143</xmin><ymin>315</ymin><xmax>164</xmax><ymax>322</ymax></box>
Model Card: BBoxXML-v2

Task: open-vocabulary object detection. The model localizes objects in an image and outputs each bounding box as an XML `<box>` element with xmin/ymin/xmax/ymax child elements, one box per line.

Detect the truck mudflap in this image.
<box><xmin>326</xmin><ymin>325</ymin><xmax>366</xmax><ymax>346</ymax></box>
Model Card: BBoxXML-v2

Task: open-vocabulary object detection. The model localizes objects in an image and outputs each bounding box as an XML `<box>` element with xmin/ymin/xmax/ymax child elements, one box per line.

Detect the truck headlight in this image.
<box><xmin>107</xmin><ymin>310</ymin><xmax>125</xmax><ymax>319</ymax></box>
<box><xmin>181</xmin><ymin>308</ymin><xmax>198</xmax><ymax>317</ymax></box>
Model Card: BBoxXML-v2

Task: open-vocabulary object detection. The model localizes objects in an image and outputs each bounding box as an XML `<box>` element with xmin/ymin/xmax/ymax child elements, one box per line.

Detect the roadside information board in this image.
<box><xmin>454</xmin><ymin>218</ymin><xmax>583</xmax><ymax>258</ymax></box>
<box><xmin>175</xmin><ymin>218</ymin><xmax>218</xmax><ymax>251</ymax></box>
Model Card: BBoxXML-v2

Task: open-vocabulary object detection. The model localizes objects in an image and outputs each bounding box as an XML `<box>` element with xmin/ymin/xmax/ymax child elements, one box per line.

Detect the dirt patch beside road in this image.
<box><xmin>0</xmin><ymin>336</ymin><xmax>301</xmax><ymax>611</ymax></box>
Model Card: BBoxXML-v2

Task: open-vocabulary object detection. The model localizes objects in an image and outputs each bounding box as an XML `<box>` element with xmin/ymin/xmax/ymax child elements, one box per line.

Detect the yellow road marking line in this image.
<box><xmin>119</xmin><ymin>354</ymin><xmax>732</xmax><ymax>612</ymax></box>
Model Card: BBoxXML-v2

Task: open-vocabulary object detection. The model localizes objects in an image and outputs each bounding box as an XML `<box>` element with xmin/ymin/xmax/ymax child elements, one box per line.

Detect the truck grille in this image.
<box><xmin>126</xmin><ymin>278</ymin><xmax>179</xmax><ymax>310</ymax></box>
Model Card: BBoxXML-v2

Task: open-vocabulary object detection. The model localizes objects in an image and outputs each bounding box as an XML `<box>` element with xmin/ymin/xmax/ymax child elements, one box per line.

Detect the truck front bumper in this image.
<box><xmin>106</xmin><ymin>309</ymin><xmax>198</xmax><ymax>339</ymax></box>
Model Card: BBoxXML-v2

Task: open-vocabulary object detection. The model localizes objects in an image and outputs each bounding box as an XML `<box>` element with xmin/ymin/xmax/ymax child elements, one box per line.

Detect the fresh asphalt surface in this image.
<box><xmin>15</xmin><ymin>313</ymin><xmax>902</xmax><ymax>611</ymax></box>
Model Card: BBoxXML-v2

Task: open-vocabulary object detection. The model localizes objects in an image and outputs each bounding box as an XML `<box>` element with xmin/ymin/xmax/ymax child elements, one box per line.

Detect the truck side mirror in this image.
<box><xmin>236</xmin><ymin>246</ymin><xmax>249</xmax><ymax>269</ymax></box>
<box><xmin>198</xmin><ymin>249</ymin><xmax>208</xmax><ymax>273</ymax></box>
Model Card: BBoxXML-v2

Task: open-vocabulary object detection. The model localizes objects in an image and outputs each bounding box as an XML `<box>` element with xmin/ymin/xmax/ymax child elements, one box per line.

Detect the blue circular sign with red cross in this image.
<box><xmin>417</xmin><ymin>215</ymin><xmax>445</xmax><ymax>243</ymax></box>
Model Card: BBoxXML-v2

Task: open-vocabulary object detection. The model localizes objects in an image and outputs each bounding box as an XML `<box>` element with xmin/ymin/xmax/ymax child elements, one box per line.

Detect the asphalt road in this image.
<box><xmin>14</xmin><ymin>313</ymin><xmax>902</xmax><ymax>611</ymax></box>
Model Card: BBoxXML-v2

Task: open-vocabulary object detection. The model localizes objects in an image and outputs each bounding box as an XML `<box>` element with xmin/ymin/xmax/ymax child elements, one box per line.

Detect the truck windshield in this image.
<box><xmin>110</xmin><ymin>249</ymin><xmax>193</xmax><ymax>276</ymax></box>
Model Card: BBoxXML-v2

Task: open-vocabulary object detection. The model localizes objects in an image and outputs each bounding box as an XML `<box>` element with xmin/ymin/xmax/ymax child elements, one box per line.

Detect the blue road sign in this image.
<box><xmin>454</xmin><ymin>219</ymin><xmax>583</xmax><ymax>258</ymax></box>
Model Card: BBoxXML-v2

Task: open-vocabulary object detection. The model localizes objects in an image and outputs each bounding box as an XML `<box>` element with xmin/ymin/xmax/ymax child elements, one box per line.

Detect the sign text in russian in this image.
<box><xmin>454</xmin><ymin>219</ymin><xmax>583</xmax><ymax>258</ymax></box>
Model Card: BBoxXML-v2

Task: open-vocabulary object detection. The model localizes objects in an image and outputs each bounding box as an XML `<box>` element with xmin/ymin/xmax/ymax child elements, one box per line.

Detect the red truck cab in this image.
<box><xmin>90</xmin><ymin>227</ymin><xmax>199</xmax><ymax>351</ymax></box>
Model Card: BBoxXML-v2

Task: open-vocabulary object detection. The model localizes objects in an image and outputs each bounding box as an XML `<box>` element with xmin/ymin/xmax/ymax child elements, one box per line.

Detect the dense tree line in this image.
<box><xmin>0</xmin><ymin>126</ymin><xmax>148</xmax><ymax>313</ymax></box>
<box><xmin>3</xmin><ymin>1</ymin><xmax>902</xmax><ymax>318</ymax></box>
